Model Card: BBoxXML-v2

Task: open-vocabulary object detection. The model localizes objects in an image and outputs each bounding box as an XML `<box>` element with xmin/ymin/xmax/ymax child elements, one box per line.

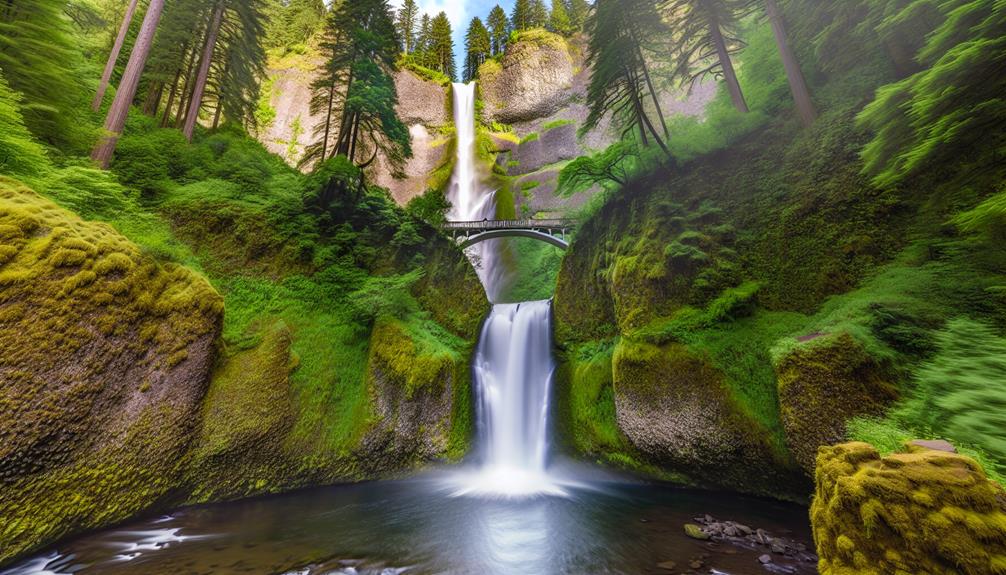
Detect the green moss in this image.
<box><xmin>812</xmin><ymin>441</ymin><xmax>1006</xmax><ymax>575</ymax></box>
<box><xmin>542</xmin><ymin>119</ymin><xmax>574</xmax><ymax>131</ymax></box>
<box><xmin>0</xmin><ymin>180</ymin><xmax>222</xmax><ymax>564</ymax></box>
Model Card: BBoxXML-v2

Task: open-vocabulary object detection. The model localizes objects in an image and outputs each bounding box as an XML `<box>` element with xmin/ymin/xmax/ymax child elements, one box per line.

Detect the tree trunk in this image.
<box><xmin>92</xmin><ymin>0</ymin><xmax>140</xmax><ymax>111</ymax></box>
<box><xmin>710</xmin><ymin>21</ymin><xmax>749</xmax><ymax>113</ymax></box>
<box><xmin>142</xmin><ymin>80</ymin><xmax>163</xmax><ymax>115</ymax></box>
<box><xmin>182</xmin><ymin>1</ymin><xmax>224</xmax><ymax>142</ymax></box>
<box><xmin>161</xmin><ymin>64</ymin><xmax>183</xmax><ymax>127</ymax></box>
<box><xmin>320</xmin><ymin>79</ymin><xmax>336</xmax><ymax>161</ymax></box>
<box><xmin>91</xmin><ymin>0</ymin><xmax>165</xmax><ymax>168</ymax></box>
<box><xmin>630</xmin><ymin>27</ymin><xmax>669</xmax><ymax>139</ymax></box>
<box><xmin>764</xmin><ymin>0</ymin><xmax>816</xmax><ymax>126</ymax></box>
<box><xmin>175</xmin><ymin>39</ymin><xmax>202</xmax><ymax>128</ymax></box>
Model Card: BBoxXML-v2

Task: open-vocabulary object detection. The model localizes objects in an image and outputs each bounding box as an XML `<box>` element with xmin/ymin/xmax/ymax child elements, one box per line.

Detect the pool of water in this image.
<box><xmin>2</xmin><ymin>466</ymin><xmax>816</xmax><ymax>575</ymax></box>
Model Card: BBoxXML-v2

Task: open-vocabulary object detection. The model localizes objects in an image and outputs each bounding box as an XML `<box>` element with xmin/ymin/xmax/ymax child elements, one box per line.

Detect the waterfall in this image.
<box><xmin>448</xmin><ymin>82</ymin><xmax>505</xmax><ymax>302</ymax></box>
<box><xmin>445</xmin><ymin>83</ymin><xmax>567</xmax><ymax>498</ymax></box>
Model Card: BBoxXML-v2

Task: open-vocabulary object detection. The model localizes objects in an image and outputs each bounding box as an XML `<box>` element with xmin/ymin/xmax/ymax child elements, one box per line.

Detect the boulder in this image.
<box><xmin>612</xmin><ymin>339</ymin><xmax>805</xmax><ymax>497</ymax></box>
<box><xmin>774</xmin><ymin>332</ymin><xmax>898</xmax><ymax>473</ymax></box>
<box><xmin>812</xmin><ymin>441</ymin><xmax>1006</xmax><ymax>574</ymax></box>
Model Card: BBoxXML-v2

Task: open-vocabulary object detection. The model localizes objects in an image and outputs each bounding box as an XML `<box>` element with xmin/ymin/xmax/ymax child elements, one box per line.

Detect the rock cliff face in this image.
<box><xmin>812</xmin><ymin>442</ymin><xmax>1006</xmax><ymax>574</ymax></box>
<box><xmin>479</xmin><ymin>31</ymin><xmax>715</xmax><ymax>217</ymax></box>
<box><xmin>0</xmin><ymin>178</ymin><xmax>486</xmax><ymax>564</ymax></box>
<box><xmin>0</xmin><ymin>179</ymin><xmax>223</xmax><ymax>563</ymax></box>
<box><xmin>259</xmin><ymin>54</ymin><xmax>449</xmax><ymax>205</ymax></box>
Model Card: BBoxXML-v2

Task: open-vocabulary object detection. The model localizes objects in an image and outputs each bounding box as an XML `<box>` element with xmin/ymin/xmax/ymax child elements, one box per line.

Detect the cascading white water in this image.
<box><xmin>448</xmin><ymin>82</ymin><xmax>505</xmax><ymax>302</ymax></box>
<box><xmin>445</xmin><ymin>83</ymin><xmax>566</xmax><ymax>498</ymax></box>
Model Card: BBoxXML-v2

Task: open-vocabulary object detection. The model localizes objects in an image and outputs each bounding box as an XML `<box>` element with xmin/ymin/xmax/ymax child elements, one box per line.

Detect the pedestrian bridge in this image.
<box><xmin>443</xmin><ymin>219</ymin><xmax>576</xmax><ymax>250</ymax></box>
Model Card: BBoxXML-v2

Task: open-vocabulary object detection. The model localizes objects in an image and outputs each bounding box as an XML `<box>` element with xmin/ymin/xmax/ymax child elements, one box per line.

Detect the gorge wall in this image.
<box><xmin>551</xmin><ymin>103</ymin><xmax>1001</xmax><ymax>499</ymax></box>
<box><xmin>0</xmin><ymin>177</ymin><xmax>488</xmax><ymax>564</ymax></box>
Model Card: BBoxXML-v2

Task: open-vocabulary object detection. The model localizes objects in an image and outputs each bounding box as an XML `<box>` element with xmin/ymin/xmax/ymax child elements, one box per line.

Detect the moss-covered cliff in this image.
<box><xmin>552</xmin><ymin>104</ymin><xmax>1004</xmax><ymax>498</ymax></box>
<box><xmin>0</xmin><ymin>129</ymin><xmax>488</xmax><ymax>563</ymax></box>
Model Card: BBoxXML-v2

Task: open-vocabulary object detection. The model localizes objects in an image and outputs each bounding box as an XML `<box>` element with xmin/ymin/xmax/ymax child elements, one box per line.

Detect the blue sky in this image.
<box><xmin>389</xmin><ymin>0</ymin><xmax>516</xmax><ymax>71</ymax></box>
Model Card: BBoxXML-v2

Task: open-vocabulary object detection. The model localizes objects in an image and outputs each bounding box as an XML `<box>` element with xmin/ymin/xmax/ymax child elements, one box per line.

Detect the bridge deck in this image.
<box><xmin>442</xmin><ymin>219</ymin><xmax>576</xmax><ymax>232</ymax></box>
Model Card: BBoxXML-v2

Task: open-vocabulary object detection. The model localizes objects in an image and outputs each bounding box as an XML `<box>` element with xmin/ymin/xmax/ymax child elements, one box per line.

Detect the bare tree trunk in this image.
<box><xmin>629</xmin><ymin>27</ymin><xmax>669</xmax><ymax>139</ymax></box>
<box><xmin>161</xmin><ymin>64</ymin><xmax>183</xmax><ymax>127</ymax></box>
<box><xmin>142</xmin><ymin>80</ymin><xmax>163</xmax><ymax>115</ymax></box>
<box><xmin>710</xmin><ymin>21</ymin><xmax>749</xmax><ymax>113</ymax></box>
<box><xmin>320</xmin><ymin>79</ymin><xmax>336</xmax><ymax>161</ymax></box>
<box><xmin>183</xmin><ymin>2</ymin><xmax>224</xmax><ymax>142</ymax></box>
<box><xmin>764</xmin><ymin>0</ymin><xmax>816</xmax><ymax>126</ymax></box>
<box><xmin>175</xmin><ymin>40</ymin><xmax>202</xmax><ymax>127</ymax></box>
<box><xmin>91</xmin><ymin>0</ymin><xmax>165</xmax><ymax>168</ymax></box>
<box><xmin>92</xmin><ymin>0</ymin><xmax>140</xmax><ymax>111</ymax></box>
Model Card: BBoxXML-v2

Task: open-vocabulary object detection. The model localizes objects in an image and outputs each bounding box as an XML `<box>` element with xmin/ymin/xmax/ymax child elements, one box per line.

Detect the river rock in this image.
<box><xmin>684</xmin><ymin>524</ymin><xmax>711</xmax><ymax>540</ymax></box>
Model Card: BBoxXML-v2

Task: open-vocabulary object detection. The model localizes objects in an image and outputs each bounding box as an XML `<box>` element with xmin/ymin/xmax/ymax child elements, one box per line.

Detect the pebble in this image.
<box><xmin>656</xmin><ymin>560</ymin><xmax>677</xmax><ymax>571</ymax></box>
<box><xmin>759</xmin><ymin>554</ymin><xmax>772</xmax><ymax>564</ymax></box>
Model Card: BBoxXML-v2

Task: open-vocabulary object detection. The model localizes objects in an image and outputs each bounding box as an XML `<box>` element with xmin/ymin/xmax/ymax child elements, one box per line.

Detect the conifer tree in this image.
<box><xmin>549</xmin><ymin>0</ymin><xmax>572</xmax><ymax>35</ymax></box>
<box><xmin>763</xmin><ymin>0</ymin><xmax>815</xmax><ymax>126</ymax></box>
<box><xmin>415</xmin><ymin>13</ymin><xmax>432</xmax><ymax>65</ymax></box>
<box><xmin>530</xmin><ymin>0</ymin><xmax>549</xmax><ymax>28</ymax></box>
<box><xmin>511</xmin><ymin>0</ymin><xmax>532</xmax><ymax>30</ymax></box>
<box><xmin>92</xmin><ymin>0</ymin><xmax>166</xmax><ymax>167</ymax></box>
<box><xmin>93</xmin><ymin>0</ymin><xmax>140</xmax><ymax>111</ymax></box>
<box><xmin>583</xmin><ymin>0</ymin><xmax>669</xmax><ymax>152</ymax></box>
<box><xmin>661</xmin><ymin>0</ymin><xmax>760</xmax><ymax>113</ymax></box>
<box><xmin>429</xmin><ymin>11</ymin><xmax>456</xmax><ymax>80</ymax></box>
<box><xmin>305</xmin><ymin>0</ymin><xmax>410</xmax><ymax>172</ymax></box>
<box><xmin>396</xmin><ymin>0</ymin><xmax>419</xmax><ymax>53</ymax></box>
<box><xmin>568</xmin><ymin>0</ymin><xmax>590</xmax><ymax>30</ymax></box>
<box><xmin>464</xmin><ymin>17</ymin><xmax>491</xmax><ymax>82</ymax></box>
<box><xmin>487</xmin><ymin>4</ymin><xmax>509</xmax><ymax>55</ymax></box>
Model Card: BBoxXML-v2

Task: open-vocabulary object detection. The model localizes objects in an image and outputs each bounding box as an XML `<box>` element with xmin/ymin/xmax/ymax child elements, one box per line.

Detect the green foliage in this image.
<box><xmin>548</xmin><ymin>0</ymin><xmax>573</xmax><ymax>35</ymax></box>
<box><xmin>519</xmin><ymin>131</ymin><xmax>540</xmax><ymax>144</ymax></box>
<box><xmin>882</xmin><ymin>319</ymin><xmax>1006</xmax><ymax>475</ymax></box>
<box><xmin>395</xmin><ymin>0</ymin><xmax>419</xmax><ymax>54</ymax></box>
<box><xmin>0</xmin><ymin>0</ymin><xmax>95</xmax><ymax>152</ymax></box>
<box><xmin>0</xmin><ymin>72</ymin><xmax>49</xmax><ymax>178</ymax></box>
<box><xmin>858</xmin><ymin>0</ymin><xmax>1006</xmax><ymax>187</ymax></box>
<box><xmin>428</xmin><ymin>12</ymin><xmax>456</xmax><ymax>81</ymax></box>
<box><xmin>406</xmin><ymin>188</ymin><xmax>451</xmax><ymax>227</ymax></box>
<box><xmin>41</xmin><ymin>166</ymin><xmax>138</xmax><ymax>220</ymax></box>
<box><xmin>463</xmin><ymin>17</ymin><xmax>491</xmax><ymax>82</ymax></box>
<box><xmin>348</xmin><ymin>269</ymin><xmax>424</xmax><ymax>325</ymax></box>
<box><xmin>955</xmin><ymin>188</ymin><xmax>1006</xmax><ymax>242</ymax></box>
<box><xmin>557</xmin><ymin>141</ymin><xmax>639</xmax><ymax>196</ymax></box>
<box><xmin>542</xmin><ymin>118</ymin><xmax>574</xmax><ymax>131</ymax></box>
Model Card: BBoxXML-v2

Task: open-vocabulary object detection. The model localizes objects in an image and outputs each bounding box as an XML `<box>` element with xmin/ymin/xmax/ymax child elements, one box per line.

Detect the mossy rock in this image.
<box><xmin>611</xmin><ymin>339</ymin><xmax>805</xmax><ymax>498</ymax></box>
<box><xmin>355</xmin><ymin>318</ymin><xmax>473</xmax><ymax>472</ymax></box>
<box><xmin>774</xmin><ymin>332</ymin><xmax>898</xmax><ymax>473</ymax></box>
<box><xmin>812</xmin><ymin>441</ymin><xmax>1006</xmax><ymax>574</ymax></box>
<box><xmin>184</xmin><ymin>319</ymin><xmax>303</xmax><ymax>503</ymax></box>
<box><xmin>0</xmin><ymin>178</ymin><xmax>222</xmax><ymax>563</ymax></box>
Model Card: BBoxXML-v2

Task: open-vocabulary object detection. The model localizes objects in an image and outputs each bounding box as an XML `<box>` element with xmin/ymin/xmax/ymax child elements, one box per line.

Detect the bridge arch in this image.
<box><xmin>457</xmin><ymin>229</ymin><xmax>569</xmax><ymax>250</ymax></box>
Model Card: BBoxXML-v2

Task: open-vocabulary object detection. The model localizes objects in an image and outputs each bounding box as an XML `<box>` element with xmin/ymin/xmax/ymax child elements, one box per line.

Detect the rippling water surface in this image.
<box><xmin>3</xmin><ymin>467</ymin><xmax>816</xmax><ymax>575</ymax></box>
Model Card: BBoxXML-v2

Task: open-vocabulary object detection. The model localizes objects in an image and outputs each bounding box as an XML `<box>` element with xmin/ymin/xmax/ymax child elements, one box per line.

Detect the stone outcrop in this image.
<box><xmin>0</xmin><ymin>179</ymin><xmax>223</xmax><ymax>563</ymax></box>
<box><xmin>611</xmin><ymin>339</ymin><xmax>807</xmax><ymax>498</ymax></box>
<box><xmin>812</xmin><ymin>441</ymin><xmax>1006</xmax><ymax>574</ymax></box>
<box><xmin>0</xmin><ymin>178</ymin><xmax>487</xmax><ymax>565</ymax></box>
<box><xmin>258</xmin><ymin>53</ymin><xmax>449</xmax><ymax>206</ymax></box>
<box><xmin>774</xmin><ymin>333</ymin><xmax>899</xmax><ymax>473</ymax></box>
<box><xmin>480</xmin><ymin>30</ymin><xmax>576</xmax><ymax>125</ymax></box>
<box><xmin>480</xmin><ymin>31</ymin><xmax>716</xmax><ymax>218</ymax></box>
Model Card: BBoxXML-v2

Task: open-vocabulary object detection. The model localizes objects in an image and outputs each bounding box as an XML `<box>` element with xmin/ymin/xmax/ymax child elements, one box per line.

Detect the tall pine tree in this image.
<box><xmin>661</xmin><ymin>0</ymin><xmax>760</xmax><ymax>113</ymax></box>
<box><xmin>549</xmin><ymin>0</ymin><xmax>572</xmax><ymax>35</ymax></box>
<box><xmin>511</xmin><ymin>0</ymin><xmax>532</xmax><ymax>30</ymax></box>
<box><xmin>305</xmin><ymin>0</ymin><xmax>410</xmax><ymax>172</ymax></box>
<box><xmin>428</xmin><ymin>12</ymin><xmax>455</xmax><ymax>80</ymax></box>
<box><xmin>463</xmin><ymin>16</ymin><xmax>491</xmax><ymax>82</ymax></box>
<box><xmin>396</xmin><ymin>0</ymin><xmax>419</xmax><ymax>53</ymax></box>
<box><xmin>487</xmin><ymin>4</ymin><xmax>509</xmax><ymax>55</ymax></box>
<box><xmin>583</xmin><ymin>0</ymin><xmax>669</xmax><ymax>152</ymax></box>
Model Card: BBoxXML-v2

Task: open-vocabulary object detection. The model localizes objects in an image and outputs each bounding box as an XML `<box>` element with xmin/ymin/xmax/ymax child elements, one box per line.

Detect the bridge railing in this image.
<box><xmin>442</xmin><ymin>218</ymin><xmax>577</xmax><ymax>232</ymax></box>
